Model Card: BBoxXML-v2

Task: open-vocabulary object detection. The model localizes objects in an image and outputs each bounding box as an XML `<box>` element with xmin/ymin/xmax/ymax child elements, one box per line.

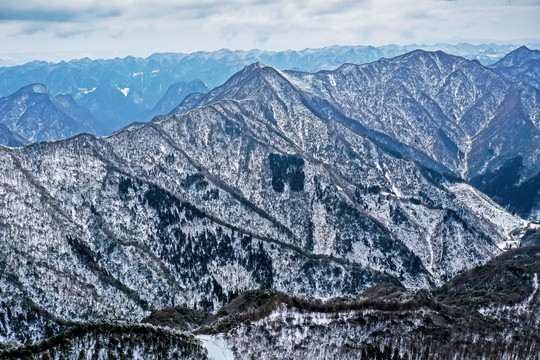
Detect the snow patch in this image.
<box><xmin>197</xmin><ymin>335</ymin><xmax>234</xmax><ymax>360</ymax></box>
<box><xmin>497</xmin><ymin>240</ymin><xmax>521</xmax><ymax>251</ymax></box>
<box><xmin>209</xmin><ymin>263</ymin><xmax>255</xmax><ymax>294</ymax></box>
<box><xmin>78</xmin><ymin>87</ymin><xmax>97</xmax><ymax>94</ymax></box>
<box><xmin>528</xmin><ymin>273</ymin><xmax>538</xmax><ymax>305</ymax></box>
<box><xmin>328</xmin><ymin>74</ymin><xmax>336</xmax><ymax>87</ymax></box>
<box><xmin>312</xmin><ymin>202</ymin><xmax>336</xmax><ymax>256</ymax></box>
<box><xmin>446</xmin><ymin>182</ymin><xmax>527</xmax><ymax>244</ymax></box>
<box><xmin>117</xmin><ymin>87</ymin><xmax>130</xmax><ymax>96</ymax></box>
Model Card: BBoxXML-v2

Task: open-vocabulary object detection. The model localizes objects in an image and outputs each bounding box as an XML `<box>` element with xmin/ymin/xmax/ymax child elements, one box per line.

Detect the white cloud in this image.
<box><xmin>0</xmin><ymin>0</ymin><xmax>538</xmax><ymax>63</ymax></box>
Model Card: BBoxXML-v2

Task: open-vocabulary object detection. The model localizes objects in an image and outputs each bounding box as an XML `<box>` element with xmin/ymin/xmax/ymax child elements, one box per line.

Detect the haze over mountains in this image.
<box><xmin>0</xmin><ymin>84</ymin><xmax>107</xmax><ymax>144</ymax></box>
<box><xmin>0</xmin><ymin>43</ymin><xmax>533</xmax><ymax>131</ymax></box>
<box><xmin>0</xmin><ymin>45</ymin><xmax>539</xmax><ymax>359</ymax></box>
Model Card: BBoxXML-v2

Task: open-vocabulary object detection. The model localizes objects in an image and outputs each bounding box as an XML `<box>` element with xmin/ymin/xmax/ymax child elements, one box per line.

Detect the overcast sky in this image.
<box><xmin>0</xmin><ymin>0</ymin><xmax>539</xmax><ymax>65</ymax></box>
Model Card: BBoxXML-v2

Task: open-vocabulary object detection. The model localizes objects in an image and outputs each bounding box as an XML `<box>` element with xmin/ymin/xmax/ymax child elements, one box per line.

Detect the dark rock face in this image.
<box><xmin>269</xmin><ymin>154</ymin><xmax>305</xmax><ymax>192</ymax></box>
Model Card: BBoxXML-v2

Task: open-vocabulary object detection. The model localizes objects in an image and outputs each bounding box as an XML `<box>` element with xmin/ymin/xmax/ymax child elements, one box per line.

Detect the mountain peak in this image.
<box><xmin>492</xmin><ymin>45</ymin><xmax>540</xmax><ymax>68</ymax></box>
<box><xmin>0</xmin><ymin>84</ymin><xmax>107</xmax><ymax>144</ymax></box>
<box><xmin>243</xmin><ymin>62</ymin><xmax>267</xmax><ymax>71</ymax></box>
<box><xmin>399</xmin><ymin>48</ymin><xmax>462</xmax><ymax>63</ymax></box>
<box><xmin>516</xmin><ymin>45</ymin><xmax>531</xmax><ymax>51</ymax></box>
<box><xmin>18</xmin><ymin>83</ymin><xmax>49</xmax><ymax>95</ymax></box>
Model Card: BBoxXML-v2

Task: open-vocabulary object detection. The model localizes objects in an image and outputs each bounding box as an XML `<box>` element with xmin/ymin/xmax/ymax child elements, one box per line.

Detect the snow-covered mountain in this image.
<box><xmin>0</xmin><ymin>49</ymin><xmax>533</xmax><ymax>351</ymax></box>
<box><xmin>0</xmin><ymin>124</ymin><xmax>28</xmax><ymax>147</ymax></box>
<box><xmin>492</xmin><ymin>45</ymin><xmax>540</xmax><ymax>69</ymax></box>
<box><xmin>205</xmin><ymin>245</ymin><xmax>540</xmax><ymax>359</ymax></box>
<box><xmin>174</xmin><ymin>50</ymin><xmax>540</xmax><ymax>220</ymax></box>
<box><xmin>0</xmin><ymin>84</ymin><xmax>108</xmax><ymax>145</ymax></box>
<box><xmin>0</xmin><ymin>43</ymin><xmax>531</xmax><ymax>130</ymax></box>
<box><xmin>490</xmin><ymin>46</ymin><xmax>540</xmax><ymax>90</ymax></box>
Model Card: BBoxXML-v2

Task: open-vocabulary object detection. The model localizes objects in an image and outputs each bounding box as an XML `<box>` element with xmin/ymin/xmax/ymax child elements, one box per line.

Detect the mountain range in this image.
<box><xmin>0</xmin><ymin>46</ymin><xmax>539</xmax><ymax>359</ymax></box>
<box><xmin>0</xmin><ymin>84</ymin><xmax>107</xmax><ymax>145</ymax></box>
<box><xmin>0</xmin><ymin>43</ymin><xmax>534</xmax><ymax>130</ymax></box>
<box><xmin>173</xmin><ymin>47</ymin><xmax>540</xmax><ymax>221</ymax></box>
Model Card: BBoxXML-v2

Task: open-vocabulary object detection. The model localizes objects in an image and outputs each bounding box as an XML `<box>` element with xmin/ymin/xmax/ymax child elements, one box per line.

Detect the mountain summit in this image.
<box><xmin>0</xmin><ymin>83</ymin><xmax>108</xmax><ymax>145</ymax></box>
<box><xmin>492</xmin><ymin>45</ymin><xmax>540</xmax><ymax>68</ymax></box>
<box><xmin>175</xmin><ymin>50</ymin><xmax>540</xmax><ymax>220</ymax></box>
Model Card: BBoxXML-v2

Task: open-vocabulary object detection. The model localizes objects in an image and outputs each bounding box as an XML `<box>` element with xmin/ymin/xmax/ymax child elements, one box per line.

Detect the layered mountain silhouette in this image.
<box><xmin>0</xmin><ymin>48</ymin><xmax>538</xmax><ymax>357</ymax></box>
<box><xmin>144</xmin><ymin>80</ymin><xmax>209</xmax><ymax>120</ymax></box>
<box><xmin>0</xmin><ymin>84</ymin><xmax>107</xmax><ymax>145</ymax></box>
<box><xmin>0</xmin><ymin>43</ymin><xmax>526</xmax><ymax>129</ymax></box>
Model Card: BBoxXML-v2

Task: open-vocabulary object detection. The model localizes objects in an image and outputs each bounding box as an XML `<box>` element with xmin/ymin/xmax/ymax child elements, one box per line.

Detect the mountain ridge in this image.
<box><xmin>0</xmin><ymin>43</ymin><xmax>533</xmax><ymax>129</ymax></box>
<box><xmin>0</xmin><ymin>83</ymin><xmax>108</xmax><ymax>145</ymax></box>
<box><xmin>0</xmin><ymin>48</ymin><xmax>535</xmax><ymax>353</ymax></box>
<box><xmin>172</xmin><ymin>50</ymin><xmax>539</xmax><ymax>219</ymax></box>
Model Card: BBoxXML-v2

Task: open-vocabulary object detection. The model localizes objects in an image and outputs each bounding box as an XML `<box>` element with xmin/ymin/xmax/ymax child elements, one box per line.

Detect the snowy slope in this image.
<box><xmin>174</xmin><ymin>51</ymin><xmax>540</xmax><ymax>220</ymax></box>
<box><xmin>0</xmin><ymin>49</ymin><xmax>532</xmax><ymax>348</ymax></box>
<box><xmin>0</xmin><ymin>84</ymin><xmax>108</xmax><ymax>144</ymax></box>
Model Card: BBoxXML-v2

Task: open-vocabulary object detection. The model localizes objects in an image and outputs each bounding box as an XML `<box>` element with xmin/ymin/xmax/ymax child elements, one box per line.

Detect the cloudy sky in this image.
<box><xmin>0</xmin><ymin>0</ymin><xmax>539</xmax><ymax>64</ymax></box>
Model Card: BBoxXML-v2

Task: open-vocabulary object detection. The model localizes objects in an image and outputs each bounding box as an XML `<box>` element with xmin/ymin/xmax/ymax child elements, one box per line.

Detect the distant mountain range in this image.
<box><xmin>0</xmin><ymin>43</ymin><xmax>535</xmax><ymax>130</ymax></box>
<box><xmin>0</xmin><ymin>84</ymin><xmax>107</xmax><ymax>145</ymax></box>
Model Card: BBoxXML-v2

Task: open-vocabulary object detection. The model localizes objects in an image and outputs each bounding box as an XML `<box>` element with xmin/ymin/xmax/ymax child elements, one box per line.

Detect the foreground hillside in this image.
<box><xmin>213</xmin><ymin>245</ymin><xmax>539</xmax><ymax>359</ymax></box>
<box><xmin>2</xmin><ymin>245</ymin><xmax>538</xmax><ymax>359</ymax></box>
